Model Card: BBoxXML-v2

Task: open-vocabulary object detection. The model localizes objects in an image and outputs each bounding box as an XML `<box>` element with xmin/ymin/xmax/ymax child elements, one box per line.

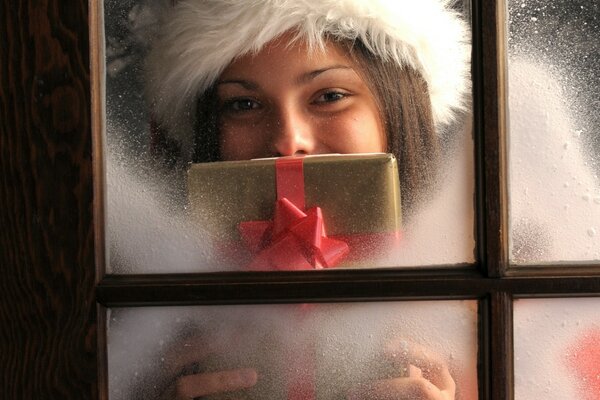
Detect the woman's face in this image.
<box><xmin>216</xmin><ymin>36</ymin><xmax>386</xmax><ymax>160</ymax></box>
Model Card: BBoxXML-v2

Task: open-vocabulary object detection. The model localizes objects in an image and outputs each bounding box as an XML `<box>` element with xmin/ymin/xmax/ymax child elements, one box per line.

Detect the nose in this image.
<box><xmin>269</xmin><ymin>105</ymin><xmax>316</xmax><ymax>157</ymax></box>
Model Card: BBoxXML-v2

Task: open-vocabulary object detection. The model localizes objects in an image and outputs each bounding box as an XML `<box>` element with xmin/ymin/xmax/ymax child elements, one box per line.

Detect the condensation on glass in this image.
<box><xmin>102</xmin><ymin>0</ymin><xmax>475</xmax><ymax>273</ymax></box>
<box><xmin>507</xmin><ymin>0</ymin><xmax>600</xmax><ymax>264</ymax></box>
<box><xmin>107</xmin><ymin>301</ymin><xmax>478</xmax><ymax>399</ymax></box>
<box><xmin>514</xmin><ymin>297</ymin><xmax>600</xmax><ymax>400</ymax></box>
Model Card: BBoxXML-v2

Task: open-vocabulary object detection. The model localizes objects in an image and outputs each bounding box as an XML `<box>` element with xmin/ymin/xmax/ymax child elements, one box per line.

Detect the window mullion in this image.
<box><xmin>478</xmin><ymin>0</ymin><xmax>510</xmax><ymax>278</ymax></box>
<box><xmin>490</xmin><ymin>291</ymin><xmax>514</xmax><ymax>400</ymax></box>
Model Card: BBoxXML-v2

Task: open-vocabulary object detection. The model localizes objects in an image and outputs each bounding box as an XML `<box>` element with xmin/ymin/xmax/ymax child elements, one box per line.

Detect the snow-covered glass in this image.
<box><xmin>102</xmin><ymin>0</ymin><xmax>475</xmax><ymax>273</ymax></box>
<box><xmin>107</xmin><ymin>301</ymin><xmax>479</xmax><ymax>399</ymax></box>
<box><xmin>507</xmin><ymin>0</ymin><xmax>600</xmax><ymax>264</ymax></box>
<box><xmin>514</xmin><ymin>297</ymin><xmax>600</xmax><ymax>400</ymax></box>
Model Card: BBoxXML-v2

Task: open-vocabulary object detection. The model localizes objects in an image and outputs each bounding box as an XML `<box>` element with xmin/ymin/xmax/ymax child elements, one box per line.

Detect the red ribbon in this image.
<box><xmin>285</xmin><ymin>337</ymin><xmax>316</xmax><ymax>400</ymax></box>
<box><xmin>238</xmin><ymin>157</ymin><xmax>341</xmax><ymax>400</ymax></box>
<box><xmin>276</xmin><ymin>157</ymin><xmax>306</xmax><ymax>210</ymax></box>
<box><xmin>238</xmin><ymin>157</ymin><xmax>349</xmax><ymax>271</ymax></box>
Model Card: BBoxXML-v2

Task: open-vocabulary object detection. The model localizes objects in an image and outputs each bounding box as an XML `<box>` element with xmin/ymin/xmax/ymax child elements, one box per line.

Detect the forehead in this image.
<box><xmin>219</xmin><ymin>35</ymin><xmax>355</xmax><ymax>80</ymax></box>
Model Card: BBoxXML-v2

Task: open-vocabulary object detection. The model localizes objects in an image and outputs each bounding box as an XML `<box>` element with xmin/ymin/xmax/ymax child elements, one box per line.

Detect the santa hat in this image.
<box><xmin>146</xmin><ymin>0</ymin><xmax>471</xmax><ymax>159</ymax></box>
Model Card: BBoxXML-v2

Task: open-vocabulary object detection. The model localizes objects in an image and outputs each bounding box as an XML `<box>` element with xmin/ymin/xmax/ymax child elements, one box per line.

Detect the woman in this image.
<box><xmin>144</xmin><ymin>0</ymin><xmax>471</xmax><ymax>398</ymax></box>
<box><xmin>146</xmin><ymin>0</ymin><xmax>470</xmax><ymax>216</ymax></box>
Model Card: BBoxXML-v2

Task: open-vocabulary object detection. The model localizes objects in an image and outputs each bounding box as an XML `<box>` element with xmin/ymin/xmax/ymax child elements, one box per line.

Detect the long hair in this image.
<box><xmin>345</xmin><ymin>40</ymin><xmax>439</xmax><ymax>215</ymax></box>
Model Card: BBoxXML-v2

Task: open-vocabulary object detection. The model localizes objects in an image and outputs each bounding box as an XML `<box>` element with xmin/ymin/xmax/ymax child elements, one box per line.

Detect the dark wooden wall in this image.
<box><xmin>0</xmin><ymin>1</ymin><xmax>97</xmax><ymax>398</ymax></box>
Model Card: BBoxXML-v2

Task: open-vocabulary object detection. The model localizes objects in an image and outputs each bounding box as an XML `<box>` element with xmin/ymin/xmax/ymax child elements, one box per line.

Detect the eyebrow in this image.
<box><xmin>296</xmin><ymin>65</ymin><xmax>354</xmax><ymax>84</ymax></box>
<box><xmin>216</xmin><ymin>65</ymin><xmax>354</xmax><ymax>90</ymax></box>
<box><xmin>216</xmin><ymin>79</ymin><xmax>259</xmax><ymax>90</ymax></box>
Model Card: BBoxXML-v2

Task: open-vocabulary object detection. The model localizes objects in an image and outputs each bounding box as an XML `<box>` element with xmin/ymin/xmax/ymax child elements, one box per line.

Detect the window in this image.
<box><xmin>1</xmin><ymin>1</ymin><xmax>598</xmax><ymax>399</ymax></box>
<box><xmin>90</xmin><ymin>2</ymin><xmax>598</xmax><ymax>399</ymax></box>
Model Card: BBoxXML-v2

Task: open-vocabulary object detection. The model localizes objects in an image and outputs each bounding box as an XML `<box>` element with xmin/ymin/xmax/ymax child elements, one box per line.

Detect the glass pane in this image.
<box><xmin>507</xmin><ymin>0</ymin><xmax>600</xmax><ymax>264</ymax></box>
<box><xmin>514</xmin><ymin>297</ymin><xmax>600</xmax><ymax>400</ymax></box>
<box><xmin>107</xmin><ymin>301</ymin><xmax>478</xmax><ymax>399</ymax></box>
<box><xmin>102</xmin><ymin>0</ymin><xmax>475</xmax><ymax>273</ymax></box>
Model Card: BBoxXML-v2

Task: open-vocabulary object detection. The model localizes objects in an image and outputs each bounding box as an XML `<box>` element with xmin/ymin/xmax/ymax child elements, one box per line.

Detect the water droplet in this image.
<box><xmin>587</xmin><ymin>228</ymin><xmax>596</xmax><ymax>237</ymax></box>
<box><xmin>531</xmin><ymin>17</ymin><xmax>538</xmax><ymax>22</ymax></box>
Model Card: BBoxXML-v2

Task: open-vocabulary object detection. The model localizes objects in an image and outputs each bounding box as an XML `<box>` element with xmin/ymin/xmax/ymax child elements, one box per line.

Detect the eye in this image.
<box><xmin>222</xmin><ymin>98</ymin><xmax>261</xmax><ymax>112</ymax></box>
<box><xmin>314</xmin><ymin>90</ymin><xmax>348</xmax><ymax>104</ymax></box>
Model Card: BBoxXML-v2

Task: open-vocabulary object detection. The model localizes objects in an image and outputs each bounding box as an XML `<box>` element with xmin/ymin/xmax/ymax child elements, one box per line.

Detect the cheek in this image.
<box><xmin>320</xmin><ymin>110</ymin><xmax>385</xmax><ymax>153</ymax></box>
<box><xmin>218</xmin><ymin>122</ymin><xmax>270</xmax><ymax>161</ymax></box>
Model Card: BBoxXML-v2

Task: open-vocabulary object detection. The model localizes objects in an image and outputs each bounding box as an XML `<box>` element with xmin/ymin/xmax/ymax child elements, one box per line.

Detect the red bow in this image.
<box><xmin>239</xmin><ymin>197</ymin><xmax>349</xmax><ymax>271</ymax></box>
<box><xmin>238</xmin><ymin>157</ymin><xmax>349</xmax><ymax>271</ymax></box>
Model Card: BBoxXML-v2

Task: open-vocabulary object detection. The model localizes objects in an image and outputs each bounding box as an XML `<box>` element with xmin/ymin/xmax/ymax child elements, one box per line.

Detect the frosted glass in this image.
<box><xmin>508</xmin><ymin>0</ymin><xmax>600</xmax><ymax>264</ymax></box>
<box><xmin>102</xmin><ymin>0</ymin><xmax>475</xmax><ymax>273</ymax></box>
<box><xmin>514</xmin><ymin>297</ymin><xmax>600</xmax><ymax>400</ymax></box>
<box><xmin>107</xmin><ymin>301</ymin><xmax>478</xmax><ymax>399</ymax></box>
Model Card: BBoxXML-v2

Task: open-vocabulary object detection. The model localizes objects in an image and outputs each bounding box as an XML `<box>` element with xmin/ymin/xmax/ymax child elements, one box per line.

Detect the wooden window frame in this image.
<box><xmin>1</xmin><ymin>0</ymin><xmax>599</xmax><ymax>399</ymax></box>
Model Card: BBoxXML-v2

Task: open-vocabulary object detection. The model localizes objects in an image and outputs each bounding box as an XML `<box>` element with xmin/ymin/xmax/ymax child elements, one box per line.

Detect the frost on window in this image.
<box><xmin>514</xmin><ymin>297</ymin><xmax>600</xmax><ymax>400</ymax></box>
<box><xmin>507</xmin><ymin>0</ymin><xmax>600</xmax><ymax>264</ymax></box>
<box><xmin>102</xmin><ymin>0</ymin><xmax>475</xmax><ymax>273</ymax></box>
<box><xmin>107</xmin><ymin>301</ymin><xmax>478</xmax><ymax>399</ymax></box>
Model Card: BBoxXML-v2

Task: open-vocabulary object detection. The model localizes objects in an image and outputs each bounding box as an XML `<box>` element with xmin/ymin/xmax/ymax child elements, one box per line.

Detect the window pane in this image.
<box><xmin>507</xmin><ymin>0</ymin><xmax>600</xmax><ymax>264</ymax></box>
<box><xmin>102</xmin><ymin>0</ymin><xmax>475</xmax><ymax>273</ymax></box>
<box><xmin>107</xmin><ymin>301</ymin><xmax>478</xmax><ymax>399</ymax></box>
<box><xmin>514</xmin><ymin>297</ymin><xmax>600</xmax><ymax>399</ymax></box>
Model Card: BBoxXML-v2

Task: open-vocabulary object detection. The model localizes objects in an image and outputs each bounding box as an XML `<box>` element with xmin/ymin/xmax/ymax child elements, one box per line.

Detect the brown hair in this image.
<box><xmin>343</xmin><ymin>39</ymin><xmax>440</xmax><ymax>216</ymax></box>
<box><xmin>192</xmin><ymin>38</ymin><xmax>440</xmax><ymax>216</ymax></box>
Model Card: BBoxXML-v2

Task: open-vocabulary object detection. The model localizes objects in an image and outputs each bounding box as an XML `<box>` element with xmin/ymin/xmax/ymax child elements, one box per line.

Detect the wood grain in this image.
<box><xmin>0</xmin><ymin>1</ymin><xmax>97</xmax><ymax>398</ymax></box>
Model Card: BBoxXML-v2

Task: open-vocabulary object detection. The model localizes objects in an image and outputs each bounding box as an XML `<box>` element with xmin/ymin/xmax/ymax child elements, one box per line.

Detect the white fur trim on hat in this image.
<box><xmin>146</xmin><ymin>0</ymin><xmax>471</xmax><ymax>158</ymax></box>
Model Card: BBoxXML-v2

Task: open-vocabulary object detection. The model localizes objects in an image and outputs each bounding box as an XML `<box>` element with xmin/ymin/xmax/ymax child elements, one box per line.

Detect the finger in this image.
<box><xmin>347</xmin><ymin>376</ymin><xmax>446</xmax><ymax>400</ymax></box>
<box><xmin>409</xmin><ymin>364</ymin><xmax>423</xmax><ymax>379</ymax></box>
<box><xmin>385</xmin><ymin>340</ymin><xmax>455</xmax><ymax>394</ymax></box>
<box><xmin>385</xmin><ymin>339</ymin><xmax>444</xmax><ymax>368</ymax></box>
<box><xmin>175</xmin><ymin>368</ymin><xmax>258</xmax><ymax>398</ymax></box>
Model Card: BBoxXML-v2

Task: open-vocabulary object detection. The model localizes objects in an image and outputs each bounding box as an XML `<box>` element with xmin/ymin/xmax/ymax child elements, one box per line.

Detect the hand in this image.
<box><xmin>161</xmin><ymin>368</ymin><xmax>257</xmax><ymax>399</ymax></box>
<box><xmin>346</xmin><ymin>340</ymin><xmax>455</xmax><ymax>400</ymax></box>
<box><xmin>159</xmin><ymin>334</ymin><xmax>258</xmax><ymax>399</ymax></box>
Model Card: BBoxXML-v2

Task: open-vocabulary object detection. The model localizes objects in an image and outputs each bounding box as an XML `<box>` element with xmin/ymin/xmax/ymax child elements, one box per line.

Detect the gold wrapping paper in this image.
<box><xmin>187</xmin><ymin>154</ymin><xmax>401</xmax><ymax>267</ymax></box>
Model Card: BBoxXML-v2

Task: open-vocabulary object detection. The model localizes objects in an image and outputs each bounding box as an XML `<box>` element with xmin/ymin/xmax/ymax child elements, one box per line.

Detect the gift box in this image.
<box><xmin>187</xmin><ymin>154</ymin><xmax>401</xmax><ymax>270</ymax></box>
